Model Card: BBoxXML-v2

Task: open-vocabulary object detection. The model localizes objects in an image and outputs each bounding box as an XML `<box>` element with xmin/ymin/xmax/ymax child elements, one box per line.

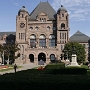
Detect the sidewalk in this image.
<box><xmin>0</xmin><ymin>63</ymin><xmax>39</xmax><ymax>75</ymax></box>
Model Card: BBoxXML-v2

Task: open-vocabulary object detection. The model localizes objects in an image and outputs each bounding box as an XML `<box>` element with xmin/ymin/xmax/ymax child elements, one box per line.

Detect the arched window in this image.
<box><xmin>61</xmin><ymin>23</ymin><xmax>65</xmax><ymax>29</ymax></box>
<box><xmin>39</xmin><ymin>34</ymin><xmax>46</xmax><ymax>47</ymax></box>
<box><xmin>47</xmin><ymin>26</ymin><xmax>50</xmax><ymax>30</ymax></box>
<box><xmin>35</xmin><ymin>26</ymin><xmax>39</xmax><ymax>30</ymax></box>
<box><xmin>50</xmin><ymin>54</ymin><xmax>55</xmax><ymax>62</ymax></box>
<box><xmin>49</xmin><ymin>35</ymin><xmax>55</xmax><ymax>47</ymax></box>
<box><xmin>30</xmin><ymin>34</ymin><xmax>36</xmax><ymax>48</ymax></box>
<box><xmin>29</xmin><ymin>27</ymin><xmax>33</xmax><ymax>30</ymax></box>
<box><xmin>62</xmin><ymin>14</ymin><xmax>64</xmax><ymax>17</ymax></box>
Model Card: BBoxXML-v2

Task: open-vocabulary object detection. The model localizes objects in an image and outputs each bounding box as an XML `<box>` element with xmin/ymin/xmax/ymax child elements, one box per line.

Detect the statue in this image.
<box><xmin>72</xmin><ymin>45</ymin><xmax>76</xmax><ymax>54</ymax></box>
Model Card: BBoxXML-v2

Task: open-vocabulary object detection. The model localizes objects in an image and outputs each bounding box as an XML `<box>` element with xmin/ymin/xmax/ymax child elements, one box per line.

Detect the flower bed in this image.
<box><xmin>38</xmin><ymin>66</ymin><xmax>45</xmax><ymax>70</ymax></box>
<box><xmin>0</xmin><ymin>65</ymin><xmax>9</xmax><ymax>69</ymax></box>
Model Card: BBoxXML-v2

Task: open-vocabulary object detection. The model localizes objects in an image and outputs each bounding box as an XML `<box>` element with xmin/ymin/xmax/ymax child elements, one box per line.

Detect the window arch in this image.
<box><xmin>30</xmin><ymin>34</ymin><xmax>36</xmax><ymax>48</ymax></box>
<box><xmin>61</xmin><ymin>23</ymin><xmax>65</xmax><ymax>29</ymax></box>
<box><xmin>39</xmin><ymin>34</ymin><xmax>46</xmax><ymax>47</ymax></box>
<box><xmin>49</xmin><ymin>35</ymin><xmax>55</xmax><ymax>47</ymax></box>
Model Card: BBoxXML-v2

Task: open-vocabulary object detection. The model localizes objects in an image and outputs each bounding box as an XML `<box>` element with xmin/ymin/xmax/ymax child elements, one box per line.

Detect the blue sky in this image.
<box><xmin>0</xmin><ymin>0</ymin><xmax>90</xmax><ymax>37</ymax></box>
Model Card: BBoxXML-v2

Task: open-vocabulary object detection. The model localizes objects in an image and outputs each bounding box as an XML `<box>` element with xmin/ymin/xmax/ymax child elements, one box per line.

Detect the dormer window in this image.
<box><xmin>29</xmin><ymin>27</ymin><xmax>33</xmax><ymax>30</ymax></box>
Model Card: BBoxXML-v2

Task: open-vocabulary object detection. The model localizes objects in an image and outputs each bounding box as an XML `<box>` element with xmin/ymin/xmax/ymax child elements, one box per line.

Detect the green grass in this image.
<box><xmin>0</xmin><ymin>65</ymin><xmax>90</xmax><ymax>90</ymax></box>
<box><xmin>0</xmin><ymin>65</ymin><xmax>22</xmax><ymax>72</ymax></box>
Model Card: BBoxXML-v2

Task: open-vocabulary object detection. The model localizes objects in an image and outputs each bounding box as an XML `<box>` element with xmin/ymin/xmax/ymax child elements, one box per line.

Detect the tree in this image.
<box><xmin>63</xmin><ymin>42</ymin><xmax>86</xmax><ymax>63</ymax></box>
<box><xmin>1</xmin><ymin>43</ymin><xmax>20</xmax><ymax>64</ymax></box>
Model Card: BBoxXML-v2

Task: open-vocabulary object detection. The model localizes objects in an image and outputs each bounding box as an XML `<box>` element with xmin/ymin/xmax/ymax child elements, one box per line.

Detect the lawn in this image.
<box><xmin>0</xmin><ymin>67</ymin><xmax>90</xmax><ymax>90</ymax></box>
<box><xmin>0</xmin><ymin>65</ymin><xmax>22</xmax><ymax>72</ymax></box>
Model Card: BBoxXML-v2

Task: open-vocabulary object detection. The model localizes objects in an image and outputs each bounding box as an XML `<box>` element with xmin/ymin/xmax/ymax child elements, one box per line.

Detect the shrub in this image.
<box><xmin>45</xmin><ymin>62</ymin><xmax>65</xmax><ymax>69</ymax></box>
<box><xmin>44</xmin><ymin>68</ymin><xmax>87</xmax><ymax>75</ymax></box>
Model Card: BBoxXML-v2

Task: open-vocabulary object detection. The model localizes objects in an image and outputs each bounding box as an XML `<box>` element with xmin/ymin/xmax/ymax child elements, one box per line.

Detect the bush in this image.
<box><xmin>45</xmin><ymin>62</ymin><xmax>65</xmax><ymax>69</ymax></box>
<box><xmin>44</xmin><ymin>68</ymin><xmax>87</xmax><ymax>75</ymax></box>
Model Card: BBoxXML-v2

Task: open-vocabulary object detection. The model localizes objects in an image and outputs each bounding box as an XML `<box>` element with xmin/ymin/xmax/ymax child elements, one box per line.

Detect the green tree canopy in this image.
<box><xmin>0</xmin><ymin>43</ymin><xmax>20</xmax><ymax>64</ymax></box>
<box><xmin>63</xmin><ymin>42</ymin><xmax>86</xmax><ymax>63</ymax></box>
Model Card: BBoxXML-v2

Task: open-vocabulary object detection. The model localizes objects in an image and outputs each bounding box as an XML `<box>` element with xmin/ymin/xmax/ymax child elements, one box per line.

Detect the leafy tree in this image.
<box><xmin>62</xmin><ymin>42</ymin><xmax>86</xmax><ymax>64</ymax></box>
<box><xmin>0</xmin><ymin>43</ymin><xmax>20</xmax><ymax>64</ymax></box>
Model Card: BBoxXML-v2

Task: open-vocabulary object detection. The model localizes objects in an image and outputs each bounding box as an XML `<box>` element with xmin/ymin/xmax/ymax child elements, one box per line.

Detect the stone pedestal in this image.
<box><xmin>69</xmin><ymin>54</ymin><xmax>79</xmax><ymax>66</ymax></box>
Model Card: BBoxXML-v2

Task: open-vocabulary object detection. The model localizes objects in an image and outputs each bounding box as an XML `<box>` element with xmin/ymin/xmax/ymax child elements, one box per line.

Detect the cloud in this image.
<box><xmin>10</xmin><ymin>0</ymin><xmax>20</xmax><ymax>7</ymax></box>
<box><xmin>52</xmin><ymin>0</ymin><xmax>90</xmax><ymax>21</ymax></box>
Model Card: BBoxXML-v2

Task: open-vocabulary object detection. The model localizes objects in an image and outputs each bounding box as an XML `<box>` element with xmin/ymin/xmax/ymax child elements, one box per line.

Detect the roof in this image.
<box><xmin>29</xmin><ymin>2</ymin><xmax>56</xmax><ymax>20</ymax></box>
<box><xmin>70</xmin><ymin>30</ymin><xmax>90</xmax><ymax>43</ymax></box>
<box><xmin>0</xmin><ymin>32</ymin><xmax>16</xmax><ymax>37</ymax></box>
<box><xmin>18</xmin><ymin>6</ymin><xmax>28</xmax><ymax>15</ymax></box>
<box><xmin>57</xmin><ymin>5</ymin><xmax>67</xmax><ymax>13</ymax></box>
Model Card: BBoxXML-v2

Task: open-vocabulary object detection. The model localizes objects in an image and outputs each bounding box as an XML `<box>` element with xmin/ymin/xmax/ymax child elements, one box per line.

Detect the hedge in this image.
<box><xmin>45</xmin><ymin>62</ymin><xmax>65</xmax><ymax>69</ymax></box>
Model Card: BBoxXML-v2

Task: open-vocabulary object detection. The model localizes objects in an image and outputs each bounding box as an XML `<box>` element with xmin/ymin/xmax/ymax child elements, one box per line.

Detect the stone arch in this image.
<box><xmin>38</xmin><ymin>52</ymin><xmax>46</xmax><ymax>63</ymax></box>
<box><xmin>29</xmin><ymin>54</ymin><xmax>34</xmax><ymax>63</ymax></box>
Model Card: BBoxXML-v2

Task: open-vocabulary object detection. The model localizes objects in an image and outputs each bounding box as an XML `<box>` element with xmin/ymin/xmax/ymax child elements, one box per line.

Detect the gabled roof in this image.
<box><xmin>0</xmin><ymin>32</ymin><xmax>16</xmax><ymax>37</ymax></box>
<box><xmin>70</xmin><ymin>30</ymin><xmax>90</xmax><ymax>43</ymax></box>
<box><xmin>29</xmin><ymin>2</ymin><xmax>56</xmax><ymax>20</ymax></box>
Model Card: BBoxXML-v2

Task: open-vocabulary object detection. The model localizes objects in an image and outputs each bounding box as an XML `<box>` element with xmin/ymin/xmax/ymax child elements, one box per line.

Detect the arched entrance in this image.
<box><xmin>38</xmin><ymin>53</ymin><xmax>46</xmax><ymax>62</ymax></box>
<box><xmin>29</xmin><ymin>54</ymin><xmax>34</xmax><ymax>63</ymax></box>
<box><xmin>50</xmin><ymin>54</ymin><xmax>55</xmax><ymax>63</ymax></box>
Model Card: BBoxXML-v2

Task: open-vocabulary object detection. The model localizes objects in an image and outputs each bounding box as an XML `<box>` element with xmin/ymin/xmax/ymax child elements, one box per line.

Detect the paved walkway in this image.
<box><xmin>0</xmin><ymin>63</ymin><xmax>39</xmax><ymax>75</ymax></box>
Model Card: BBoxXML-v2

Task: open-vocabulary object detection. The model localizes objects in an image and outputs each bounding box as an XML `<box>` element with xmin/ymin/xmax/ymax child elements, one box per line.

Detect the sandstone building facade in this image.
<box><xmin>15</xmin><ymin>2</ymin><xmax>69</xmax><ymax>64</ymax></box>
<box><xmin>0</xmin><ymin>2</ymin><xmax>89</xmax><ymax>64</ymax></box>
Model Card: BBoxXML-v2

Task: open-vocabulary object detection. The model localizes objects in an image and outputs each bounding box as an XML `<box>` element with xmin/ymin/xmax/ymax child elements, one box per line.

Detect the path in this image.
<box><xmin>0</xmin><ymin>63</ymin><xmax>39</xmax><ymax>75</ymax></box>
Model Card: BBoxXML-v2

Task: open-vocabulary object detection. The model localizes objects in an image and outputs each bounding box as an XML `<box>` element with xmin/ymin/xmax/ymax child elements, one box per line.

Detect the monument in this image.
<box><xmin>69</xmin><ymin>45</ymin><xmax>80</xmax><ymax>66</ymax></box>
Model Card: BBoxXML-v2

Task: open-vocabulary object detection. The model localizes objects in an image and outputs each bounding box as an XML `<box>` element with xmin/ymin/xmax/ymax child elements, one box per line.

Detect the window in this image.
<box><xmin>35</xmin><ymin>27</ymin><xmax>39</xmax><ymax>30</ymax></box>
<box><xmin>21</xmin><ymin>33</ymin><xmax>22</xmax><ymax>39</ymax></box>
<box><xmin>22</xmin><ymin>33</ymin><xmax>25</xmax><ymax>39</ymax></box>
<box><xmin>62</xmin><ymin>14</ymin><xmax>64</xmax><ymax>17</ymax></box>
<box><xmin>65</xmin><ymin>33</ymin><xmax>66</xmax><ymax>39</ymax></box>
<box><xmin>22</xmin><ymin>14</ymin><xmax>24</xmax><ymax>18</ymax></box>
<box><xmin>22</xmin><ymin>45</ymin><xmax>24</xmax><ymax>53</ymax></box>
<box><xmin>61</xmin><ymin>23</ymin><xmax>65</xmax><ymax>29</ymax></box>
<box><xmin>62</xmin><ymin>33</ymin><xmax>64</xmax><ymax>39</ymax></box>
<box><xmin>43</xmin><ymin>18</ymin><xmax>46</xmax><ymax>22</ymax></box>
<box><xmin>53</xmin><ymin>27</ymin><xmax>56</xmax><ymax>30</ymax></box>
<box><xmin>30</xmin><ymin>35</ymin><xmax>36</xmax><ymax>48</ymax></box>
<box><xmin>61</xmin><ymin>45</ymin><xmax>63</xmax><ymax>50</ymax></box>
<box><xmin>47</xmin><ymin>26</ymin><xmax>50</xmax><ymax>30</ymax></box>
<box><xmin>49</xmin><ymin>35</ymin><xmax>55</xmax><ymax>47</ymax></box>
<box><xmin>39</xmin><ymin>35</ymin><xmax>46</xmax><ymax>47</ymax></box>
<box><xmin>19</xmin><ymin>33</ymin><xmax>20</xmax><ymax>39</ymax></box>
<box><xmin>50</xmin><ymin>54</ymin><xmax>55</xmax><ymax>62</ymax></box>
<box><xmin>29</xmin><ymin>27</ymin><xmax>33</xmax><ymax>30</ymax></box>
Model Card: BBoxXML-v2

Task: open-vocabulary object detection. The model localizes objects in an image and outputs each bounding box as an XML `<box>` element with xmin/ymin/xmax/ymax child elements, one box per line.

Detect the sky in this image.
<box><xmin>0</xmin><ymin>0</ymin><xmax>90</xmax><ymax>37</ymax></box>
